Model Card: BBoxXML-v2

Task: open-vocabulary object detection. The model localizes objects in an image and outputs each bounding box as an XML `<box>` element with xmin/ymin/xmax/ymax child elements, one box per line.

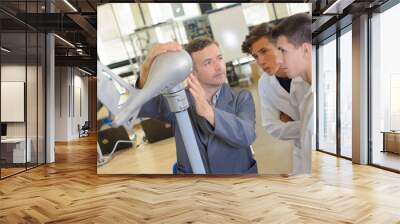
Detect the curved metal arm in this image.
<box><xmin>97</xmin><ymin>50</ymin><xmax>206</xmax><ymax>174</ymax></box>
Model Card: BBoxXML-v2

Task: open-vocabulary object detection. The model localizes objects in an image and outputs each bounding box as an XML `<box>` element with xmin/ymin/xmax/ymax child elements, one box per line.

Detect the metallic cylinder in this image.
<box><xmin>175</xmin><ymin>111</ymin><xmax>206</xmax><ymax>174</ymax></box>
<box><xmin>162</xmin><ymin>83</ymin><xmax>189</xmax><ymax>113</ymax></box>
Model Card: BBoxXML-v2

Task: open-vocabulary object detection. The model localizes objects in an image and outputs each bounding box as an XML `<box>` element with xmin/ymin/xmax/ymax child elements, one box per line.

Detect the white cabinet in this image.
<box><xmin>1</xmin><ymin>138</ymin><xmax>32</xmax><ymax>163</ymax></box>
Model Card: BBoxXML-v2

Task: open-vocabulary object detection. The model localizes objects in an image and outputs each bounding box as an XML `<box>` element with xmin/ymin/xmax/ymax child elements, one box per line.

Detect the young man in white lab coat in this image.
<box><xmin>273</xmin><ymin>13</ymin><xmax>314</xmax><ymax>174</ymax></box>
<box><xmin>241</xmin><ymin>22</ymin><xmax>310</xmax><ymax>174</ymax></box>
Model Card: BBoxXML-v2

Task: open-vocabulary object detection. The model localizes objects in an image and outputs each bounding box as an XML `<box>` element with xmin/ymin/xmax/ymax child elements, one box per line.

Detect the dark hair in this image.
<box><xmin>272</xmin><ymin>13</ymin><xmax>311</xmax><ymax>47</ymax></box>
<box><xmin>185</xmin><ymin>37</ymin><xmax>219</xmax><ymax>56</ymax></box>
<box><xmin>241</xmin><ymin>22</ymin><xmax>276</xmax><ymax>55</ymax></box>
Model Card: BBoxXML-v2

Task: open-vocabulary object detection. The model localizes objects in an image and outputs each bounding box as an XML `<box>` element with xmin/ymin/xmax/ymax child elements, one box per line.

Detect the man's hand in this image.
<box><xmin>280</xmin><ymin>112</ymin><xmax>293</xmax><ymax>123</ymax></box>
<box><xmin>187</xmin><ymin>74</ymin><xmax>215</xmax><ymax>126</ymax></box>
<box><xmin>138</xmin><ymin>42</ymin><xmax>182</xmax><ymax>88</ymax></box>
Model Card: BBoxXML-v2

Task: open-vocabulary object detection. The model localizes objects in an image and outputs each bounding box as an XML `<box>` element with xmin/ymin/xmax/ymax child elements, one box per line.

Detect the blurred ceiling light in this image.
<box><xmin>54</xmin><ymin>34</ymin><xmax>75</xmax><ymax>48</ymax></box>
<box><xmin>323</xmin><ymin>0</ymin><xmax>355</xmax><ymax>14</ymax></box>
<box><xmin>78</xmin><ymin>67</ymin><xmax>92</xmax><ymax>76</ymax></box>
<box><xmin>63</xmin><ymin>0</ymin><xmax>78</xmax><ymax>12</ymax></box>
<box><xmin>1</xmin><ymin>47</ymin><xmax>11</xmax><ymax>53</ymax></box>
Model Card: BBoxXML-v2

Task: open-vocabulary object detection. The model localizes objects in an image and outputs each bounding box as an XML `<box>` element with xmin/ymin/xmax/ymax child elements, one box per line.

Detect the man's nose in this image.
<box><xmin>276</xmin><ymin>51</ymin><xmax>284</xmax><ymax>65</ymax></box>
<box><xmin>214</xmin><ymin>60</ymin><xmax>222</xmax><ymax>72</ymax></box>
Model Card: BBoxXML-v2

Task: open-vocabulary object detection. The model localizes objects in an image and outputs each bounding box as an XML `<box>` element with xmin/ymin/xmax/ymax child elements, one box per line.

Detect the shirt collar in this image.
<box><xmin>211</xmin><ymin>87</ymin><xmax>222</xmax><ymax>106</ymax></box>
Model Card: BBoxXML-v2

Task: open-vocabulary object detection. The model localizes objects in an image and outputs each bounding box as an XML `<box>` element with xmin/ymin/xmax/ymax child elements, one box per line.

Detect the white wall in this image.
<box><xmin>54</xmin><ymin>67</ymin><xmax>89</xmax><ymax>141</ymax></box>
<box><xmin>1</xmin><ymin>63</ymin><xmax>46</xmax><ymax>164</ymax></box>
<box><xmin>55</xmin><ymin>66</ymin><xmax>68</xmax><ymax>141</ymax></box>
<box><xmin>71</xmin><ymin>73</ymin><xmax>89</xmax><ymax>138</ymax></box>
<box><xmin>1</xmin><ymin>65</ymin><xmax>27</xmax><ymax>138</ymax></box>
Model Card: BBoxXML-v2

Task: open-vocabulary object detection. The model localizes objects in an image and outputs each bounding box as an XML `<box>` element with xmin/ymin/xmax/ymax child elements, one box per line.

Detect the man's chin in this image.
<box><xmin>275</xmin><ymin>71</ymin><xmax>289</xmax><ymax>78</ymax></box>
<box><xmin>263</xmin><ymin>69</ymin><xmax>274</xmax><ymax>75</ymax></box>
<box><xmin>209</xmin><ymin>79</ymin><xmax>226</xmax><ymax>87</ymax></box>
<box><xmin>275</xmin><ymin>74</ymin><xmax>286</xmax><ymax>78</ymax></box>
<box><xmin>286</xmin><ymin>73</ymin><xmax>299</xmax><ymax>79</ymax></box>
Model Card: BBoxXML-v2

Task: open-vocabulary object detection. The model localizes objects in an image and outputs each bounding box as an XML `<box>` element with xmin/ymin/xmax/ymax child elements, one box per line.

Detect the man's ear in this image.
<box><xmin>302</xmin><ymin>43</ymin><xmax>312</xmax><ymax>59</ymax></box>
<box><xmin>192</xmin><ymin>64</ymin><xmax>198</xmax><ymax>76</ymax></box>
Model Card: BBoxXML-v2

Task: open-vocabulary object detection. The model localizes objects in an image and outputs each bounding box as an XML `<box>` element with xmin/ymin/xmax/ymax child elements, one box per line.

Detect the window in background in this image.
<box><xmin>273</xmin><ymin>3</ymin><xmax>290</xmax><ymax>19</ymax></box>
<box><xmin>339</xmin><ymin>28</ymin><xmax>352</xmax><ymax>158</ymax></box>
<box><xmin>154</xmin><ymin>23</ymin><xmax>180</xmax><ymax>43</ymax></box>
<box><xmin>317</xmin><ymin>36</ymin><xmax>337</xmax><ymax>155</ymax></box>
<box><xmin>242</xmin><ymin>3</ymin><xmax>271</xmax><ymax>26</ymax></box>
<box><xmin>148</xmin><ymin>3</ymin><xmax>174</xmax><ymax>24</ymax></box>
<box><xmin>371</xmin><ymin>2</ymin><xmax>400</xmax><ymax>171</ymax></box>
<box><xmin>141</xmin><ymin>4</ymin><xmax>200</xmax><ymax>45</ymax></box>
<box><xmin>97</xmin><ymin>4</ymin><xmax>121</xmax><ymax>43</ymax></box>
<box><xmin>173</xmin><ymin>4</ymin><xmax>201</xmax><ymax>44</ymax></box>
<box><xmin>213</xmin><ymin>3</ymin><xmax>237</xmax><ymax>9</ymax></box>
<box><xmin>178</xmin><ymin>3</ymin><xmax>201</xmax><ymax>20</ymax></box>
<box><xmin>149</xmin><ymin>3</ymin><xmax>201</xmax><ymax>23</ymax></box>
<box><xmin>287</xmin><ymin>3</ymin><xmax>311</xmax><ymax>15</ymax></box>
<box><xmin>99</xmin><ymin>38</ymin><xmax>130</xmax><ymax>65</ymax></box>
<box><xmin>175</xmin><ymin>21</ymin><xmax>189</xmax><ymax>44</ymax></box>
<box><xmin>390</xmin><ymin>74</ymin><xmax>400</xmax><ymax>130</ymax></box>
<box><xmin>97</xmin><ymin>4</ymin><xmax>130</xmax><ymax>65</ymax></box>
<box><xmin>99</xmin><ymin>3</ymin><xmax>200</xmax><ymax>66</ymax></box>
<box><xmin>111</xmin><ymin>4</ymin><xmax>136</xmax><ymax>36</ymax></box>
<box><xmin>97</xmin><ymin>36</ymin><xmax>109</xmax><ymax>65</ymax></box>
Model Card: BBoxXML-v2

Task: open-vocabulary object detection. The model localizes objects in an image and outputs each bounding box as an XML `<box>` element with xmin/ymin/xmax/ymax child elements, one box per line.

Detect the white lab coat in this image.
<box><xmin>299</xmin><ymin>86</ymin><xmax>314</xmax><ymax>174</ymax></box>
<box><xmin>258</xmin><ymin>72</ymin><xmax>310</xmax><ymax>174</ymax></box>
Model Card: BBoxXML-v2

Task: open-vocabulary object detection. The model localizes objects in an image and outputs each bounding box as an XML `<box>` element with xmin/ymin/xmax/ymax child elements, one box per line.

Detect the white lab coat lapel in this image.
<box><xmin>265</xmin><ymin>73</ymin><xmax>300</xmax><ymax>120</ymax></box>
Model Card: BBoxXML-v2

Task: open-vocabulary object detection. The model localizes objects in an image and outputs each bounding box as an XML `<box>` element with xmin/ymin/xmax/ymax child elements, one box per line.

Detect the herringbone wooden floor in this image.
<box><xmin>1</xmin><ymin>135</ymin><xmax>400</xmax><ymax>223</ymax></box>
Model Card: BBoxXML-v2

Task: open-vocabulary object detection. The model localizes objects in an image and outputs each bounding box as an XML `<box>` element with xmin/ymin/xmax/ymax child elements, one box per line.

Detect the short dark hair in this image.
<box><xmin>272</xmin><ymin>13</ymin><xmax>311</xmax><ymax>47</ymax></box>
<box><xmin>185</xmin><ymin>37</ymin><xmax>219</xmax><ymax>56</ymax></box>
<box><xmin>241</xmin><ymin>22</ymin><xmax>276</xmax><ymax>55</ymax></box>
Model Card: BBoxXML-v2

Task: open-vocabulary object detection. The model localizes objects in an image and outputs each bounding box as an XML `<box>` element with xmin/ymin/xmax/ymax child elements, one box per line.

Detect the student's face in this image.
<box><xmin>250</xmin><ymin>37</ymin><xmax>288</xmax><ymax>78</ymax></box>
<box><xmin>191</xmin><ymin>43</ymin><xmax>227</xmax><ymax>88</ymax></box>
<box><xmin>276</xmin><ymin>35</ymin><xmax>307</xmax><ymax>79</ymax></box>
